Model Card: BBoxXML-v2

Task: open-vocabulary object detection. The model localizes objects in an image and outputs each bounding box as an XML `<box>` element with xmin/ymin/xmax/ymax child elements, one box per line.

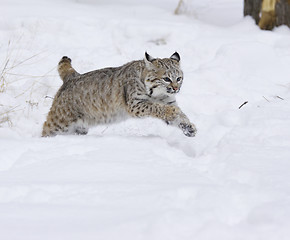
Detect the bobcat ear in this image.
<box><xmin>170</xmin><ymin>52</ymin><xmax>180</xmax><ymax>62</ymax></box>
<box><xmin>144</xmin><ymin>52</ymin><xmax>156</xmax><ymax>69</ymax></box>
<box><xmin>145</xmin><ymin>52</ymin><xmax>155</xmax><ymax>63</ymax></box>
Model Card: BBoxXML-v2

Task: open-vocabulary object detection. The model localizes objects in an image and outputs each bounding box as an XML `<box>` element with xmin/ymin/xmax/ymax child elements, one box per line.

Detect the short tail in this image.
<box><xmin>58</xmin><ymin>56</ymin><xmax>80</xmax><ymax>83</ymax></box>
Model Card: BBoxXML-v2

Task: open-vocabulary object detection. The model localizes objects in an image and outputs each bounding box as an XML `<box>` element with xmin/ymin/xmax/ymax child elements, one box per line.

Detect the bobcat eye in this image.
<box><xmin>176</xmin><ymin>77</ymin><xmax>182</xmax><ymax>82</ymax></box>
<box><xmin>163</xmin><ymin>77</ymin><xmax>171</xmax><ymax>82</ymax></box>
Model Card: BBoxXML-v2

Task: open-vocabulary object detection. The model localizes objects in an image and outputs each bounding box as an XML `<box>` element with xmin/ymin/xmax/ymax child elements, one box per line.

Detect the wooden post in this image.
<box><xmin>259</xmin><ymin>0</ymin><xmax>276</xmax><ymax>30</ymax></box>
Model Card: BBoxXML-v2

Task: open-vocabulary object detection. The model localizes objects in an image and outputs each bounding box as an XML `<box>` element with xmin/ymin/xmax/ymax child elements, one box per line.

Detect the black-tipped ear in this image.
<box><xmin>170</xmin><ymin>52</ymin><xmax>180</xmax><ymax>62</ymax></box>
<box><xmin>145</xmin><ymin>52</ymin><xmax>155</xmax><ymax>63</ymax></box>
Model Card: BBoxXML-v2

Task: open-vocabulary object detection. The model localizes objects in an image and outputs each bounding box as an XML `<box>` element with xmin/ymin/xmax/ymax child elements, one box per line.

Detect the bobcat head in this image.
<box><xmin>144</xmin><ymin>52</ymin><xmax>183</xmax><ymax>97</ymax></box>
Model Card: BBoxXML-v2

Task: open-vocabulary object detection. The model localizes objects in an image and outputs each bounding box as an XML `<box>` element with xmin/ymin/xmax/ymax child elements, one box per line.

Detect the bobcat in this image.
<box><xmin>42</xmin><ymin>52</ymin><xmax>197</xmax><ymax>137</ymax></box>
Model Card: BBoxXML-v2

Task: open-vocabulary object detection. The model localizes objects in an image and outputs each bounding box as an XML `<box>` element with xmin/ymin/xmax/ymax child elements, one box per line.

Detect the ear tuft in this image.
<box><xmin>170</xmin><ymin>52</ymin><xmax>180</xmax><ymax>62</ymax></box>
<box><xmin>145</xmin><ymin>52</ymin><xmax>155</xmax><ymax>63</ymax></box>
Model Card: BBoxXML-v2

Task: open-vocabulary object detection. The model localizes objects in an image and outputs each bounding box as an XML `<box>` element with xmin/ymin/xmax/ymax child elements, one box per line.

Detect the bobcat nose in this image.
<box><xmin>172</xmin><ymin>86</ymin><xmax>178</xmax><ymax>91</ymax></box>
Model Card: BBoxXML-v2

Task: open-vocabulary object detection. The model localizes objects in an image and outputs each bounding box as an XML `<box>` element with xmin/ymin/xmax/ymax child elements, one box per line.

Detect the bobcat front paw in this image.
<box><xmin>179</xmin><ymin>123</ymin><xmax>197</xmax><ymax>137</ymax></box>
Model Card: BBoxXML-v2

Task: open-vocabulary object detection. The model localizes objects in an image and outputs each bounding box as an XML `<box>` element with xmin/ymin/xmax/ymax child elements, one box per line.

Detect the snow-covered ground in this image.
<box><xmin>1</xmin><ymin>0</ymin><xmax>290</xmax><ymax>239</ymax></box>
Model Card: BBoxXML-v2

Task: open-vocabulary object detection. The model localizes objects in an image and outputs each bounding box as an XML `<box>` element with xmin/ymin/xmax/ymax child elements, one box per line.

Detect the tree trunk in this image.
<box><xmin>276</xmin><ymin>0</ymin><xmax>290</xmax><ymax>27</ymax></box>
<box><xmin>244</xmin><ymin>0</ymin><xmax>262</xmax><ymax>24</ymax></box>
<box><xmin>244</xmin><ymin>0</ymin><xmax>290</xmax><ymax>30</ymax></box>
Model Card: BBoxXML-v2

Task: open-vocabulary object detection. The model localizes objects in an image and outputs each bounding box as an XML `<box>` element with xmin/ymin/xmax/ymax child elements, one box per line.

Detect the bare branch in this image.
<box><xmin>238</xmin><ymin>101</ymin><xmax>248</xmax><ymax>109</ymax></box>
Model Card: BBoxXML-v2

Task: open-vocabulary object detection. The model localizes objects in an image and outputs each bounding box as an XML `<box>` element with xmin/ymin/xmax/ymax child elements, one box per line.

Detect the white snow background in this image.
<box><xmin>1</xmin><ymin>0</ymin><xmax>290</xmax><ymax>239</ymax></box>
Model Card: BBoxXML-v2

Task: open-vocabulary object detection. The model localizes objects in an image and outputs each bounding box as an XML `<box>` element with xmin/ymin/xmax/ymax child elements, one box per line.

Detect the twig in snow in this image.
<box><xmin>238</xmin><ymin>101</ymin><xmax>248</xmax><ymax>109</ymax></box>
<box><xmin>174</xmin><ymin>0</ymin><xmax>184</xmax><ymax>15</ymax></box>
<box><xmin>276</xmin><ymin>95</ymin><xmax>284</xmax><ymax>100</ymax></box>
<box><xmin>263</xmin><ymin>96</ymin><xmax>270</xmax><ymax>102</ymax></box>
<box><xmin>101</xmin><ymin>126</ymin><xmax>109</xmax><ymax>134</ymax></box>
<box><xmin>45</xmin><ymin>95</ymin><xmax>54</xmax><ymax>99</ymax></box>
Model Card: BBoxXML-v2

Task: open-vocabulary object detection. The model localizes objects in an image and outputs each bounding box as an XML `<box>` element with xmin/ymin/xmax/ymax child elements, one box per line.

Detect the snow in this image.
<box><xmin>1</xmin><ymin>0</ymin><xmax>290</xmax><ymax>239</ymax></box>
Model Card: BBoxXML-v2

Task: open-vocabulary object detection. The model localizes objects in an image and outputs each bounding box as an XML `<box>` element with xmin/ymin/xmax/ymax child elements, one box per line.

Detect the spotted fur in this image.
<box><xmin>42</xmin><ymin>52</ymin><xmax>197</xmax><ymax>137</ymax></box>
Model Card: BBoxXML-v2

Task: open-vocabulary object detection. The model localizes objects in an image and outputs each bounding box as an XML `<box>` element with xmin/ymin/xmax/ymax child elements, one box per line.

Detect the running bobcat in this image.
<box><xmin>42</xmin><ymin>52</ymin><xmax>197</xmax><ymax>137</ymax></box>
